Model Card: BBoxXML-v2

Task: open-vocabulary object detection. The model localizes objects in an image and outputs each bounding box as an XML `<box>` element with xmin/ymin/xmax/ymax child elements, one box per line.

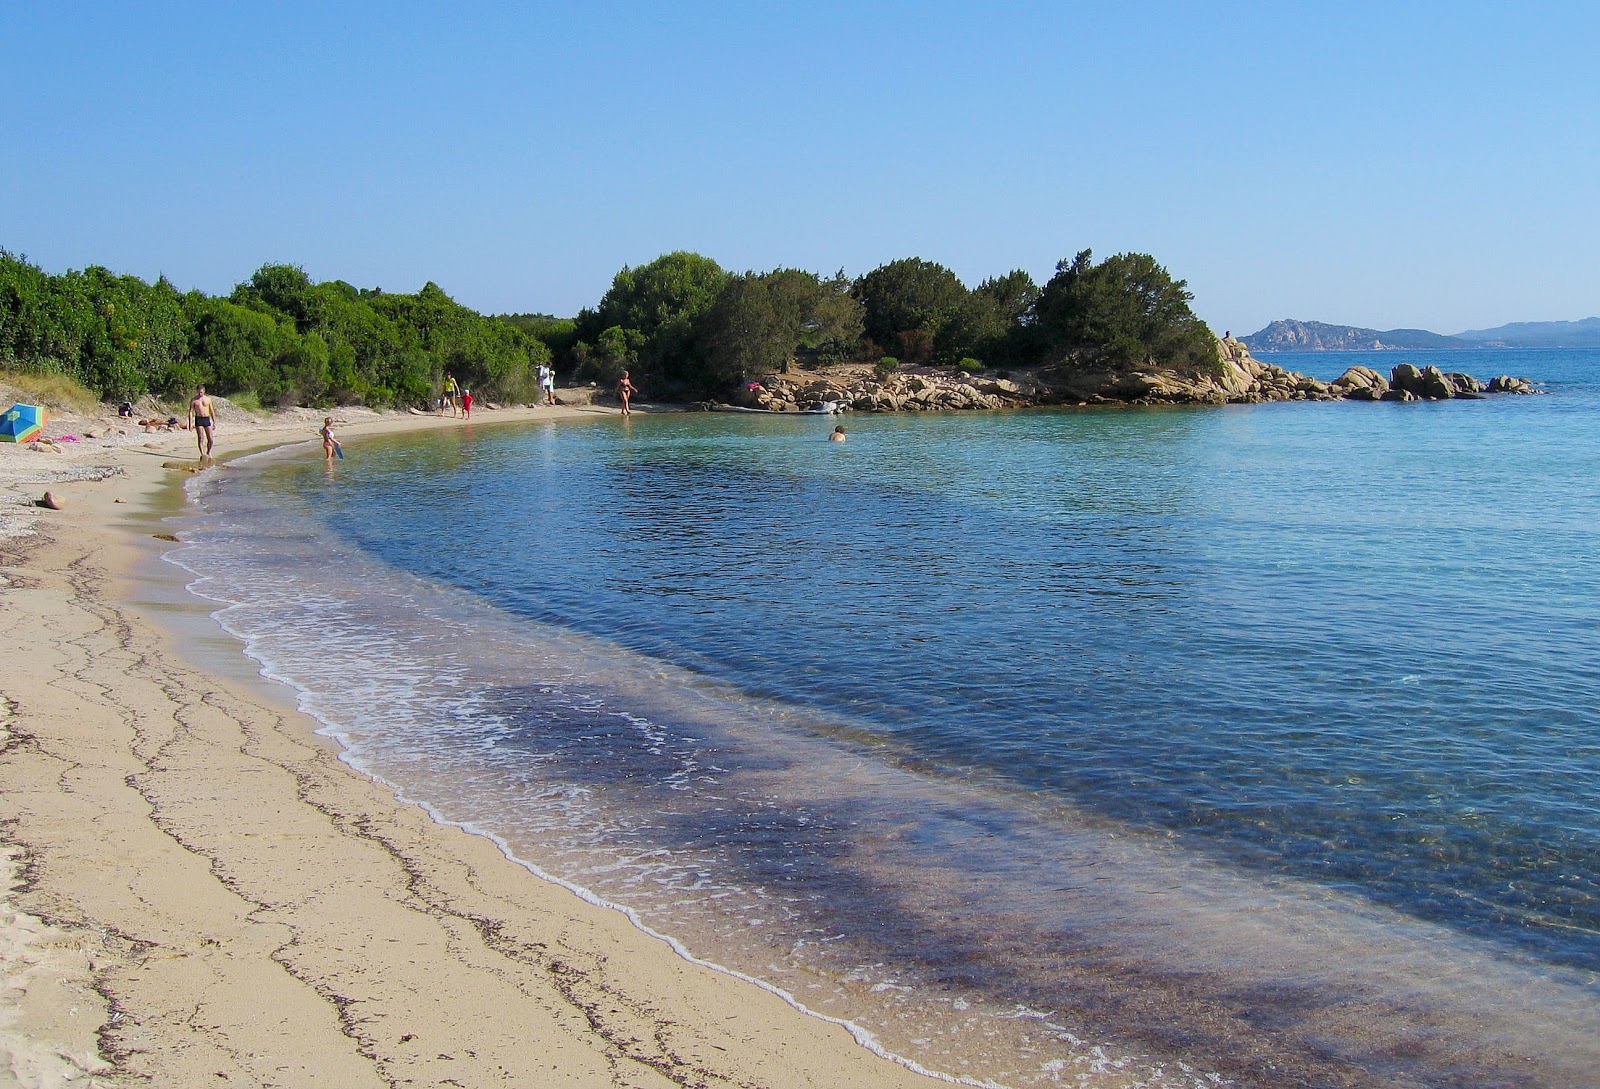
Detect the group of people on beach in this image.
<box><xmin>436</xmin><ymin>367</ymin><xmax>561</xmax><ymax>417</ymax></box>
<box><xmin>182</xmin><ymin>369</ymin><xmax>839</xmax><ymax>472</ymax></box>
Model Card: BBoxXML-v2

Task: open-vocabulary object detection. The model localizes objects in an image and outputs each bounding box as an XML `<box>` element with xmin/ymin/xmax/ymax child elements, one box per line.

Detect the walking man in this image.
<box><xmin>189</xmin><ymin>385</ymin><xmax>216</xmax><ymax>460</ymax></box>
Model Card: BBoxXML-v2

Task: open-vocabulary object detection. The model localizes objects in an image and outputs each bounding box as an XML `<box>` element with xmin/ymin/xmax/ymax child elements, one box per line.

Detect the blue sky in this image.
<box><xmin>4</xmin><ymin>2</ymin><xmax>1597</xmax><ymax>335</ymax></box>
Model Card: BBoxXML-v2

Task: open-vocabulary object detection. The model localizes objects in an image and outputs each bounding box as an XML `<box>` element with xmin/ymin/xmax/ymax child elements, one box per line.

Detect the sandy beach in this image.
<box><xmin>0</xmin><ymin>399</ymin><xmax>946</xmax><ymax>1088</ymax></box>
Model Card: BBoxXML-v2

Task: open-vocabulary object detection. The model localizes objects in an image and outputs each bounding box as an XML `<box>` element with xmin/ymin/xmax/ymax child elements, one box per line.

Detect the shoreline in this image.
<box><xmin>0</xmin><ymin>404</ymin><xmax>948</xmax><ymax>1088</ymax></box>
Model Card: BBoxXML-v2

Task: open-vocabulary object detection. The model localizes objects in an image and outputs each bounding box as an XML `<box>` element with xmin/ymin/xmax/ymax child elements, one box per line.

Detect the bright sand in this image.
<box><xmin>0</xmin><ymin>403</ymin><xmax>948</xmax><ymax>1088</ymax></box>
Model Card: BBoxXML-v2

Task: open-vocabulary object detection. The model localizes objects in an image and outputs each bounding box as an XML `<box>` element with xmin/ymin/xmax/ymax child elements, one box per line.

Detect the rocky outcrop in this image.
<box><xmin>1041</xmin><ymin>340</ymin><xmax>1540</xmax><ymax>406</ymax></box>
<box><xmin>707</xmin><ymin>339</ymin><xmax>1540</xmax><ymax>414</ymax></box>
<box><xmin>1487</xmin><ymin>375</ymin><xmax>1536</xmax><ymax>394</ymax></box>
<box><xmin>728</xmin><ymin>373</ymin><xmax>1030</xmax><ymax>413</ymax></box>
<box><xmin>1386</xmin><ymin>364</ymin><xmax>1497</xmax><ymax>400</ymax></box>
<box><xmin>1330</xmin><ymin>366</ymin><xmax>1388</xmax><ymax>401</ymax></box>
<box><xmin>1036</xmin><ymin>338</ymin><xmax>1337</xmax><ymax>405</ymax></box>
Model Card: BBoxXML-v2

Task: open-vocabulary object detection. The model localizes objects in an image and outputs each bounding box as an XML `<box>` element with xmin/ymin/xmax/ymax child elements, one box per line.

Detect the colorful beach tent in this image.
<box><xmin>1</xmin><ymin>403</ymin><xmax>47</xmax><ymax>443</ymax></box>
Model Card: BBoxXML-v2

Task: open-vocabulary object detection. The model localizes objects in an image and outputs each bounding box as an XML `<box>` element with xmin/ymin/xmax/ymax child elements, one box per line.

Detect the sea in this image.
<box><xmin>166</xmin><ymin>348</ymin><xmax>1600</xmax><ymax>1089</ymax></box>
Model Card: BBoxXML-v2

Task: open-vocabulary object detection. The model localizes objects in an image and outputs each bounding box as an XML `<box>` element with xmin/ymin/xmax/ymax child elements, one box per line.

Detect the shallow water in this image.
<box><xmin>170</xmin><ymin>348</ymin><xmax>1600</xmax><ymax>1087</ymax></box>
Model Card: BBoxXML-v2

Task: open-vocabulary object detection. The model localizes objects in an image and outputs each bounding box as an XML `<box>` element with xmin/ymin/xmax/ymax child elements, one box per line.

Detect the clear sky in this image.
<box><xmin>4</xmin><ymin>2</ymin><xmax>1597</xmax><ymax>336</ymax></box>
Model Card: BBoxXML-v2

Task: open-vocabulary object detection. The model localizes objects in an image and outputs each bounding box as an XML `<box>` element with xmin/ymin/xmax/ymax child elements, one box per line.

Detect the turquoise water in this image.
<box><xmin>172</xmin><ymin>349</ymin><xmax>1600</xmax><ymax>1088</ymax></box>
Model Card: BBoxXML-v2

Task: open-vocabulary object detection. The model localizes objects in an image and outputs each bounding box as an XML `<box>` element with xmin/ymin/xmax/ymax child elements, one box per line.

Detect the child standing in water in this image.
<box><xmin>321</xmin><ymin>417</ymin><xmax>343</xmax><ymax>461</ymax></box>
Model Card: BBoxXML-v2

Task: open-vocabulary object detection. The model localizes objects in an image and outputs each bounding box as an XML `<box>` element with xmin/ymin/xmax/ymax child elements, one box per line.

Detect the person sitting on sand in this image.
<box><xmin>320</xmin><ymin>417</ymin><xmax>343</xmax><ymax>461</ymax></box>
<box><xmin>189</xmin><ymin>385</ymin><xmax>216</xmax><ymax>459</ymax></box>
<box><xmin>829</xmin><ymin>425</ymin><xmax>847</xmax><ymax>442</ymax></box>
<box><xmin>616</xmin><ymin>371</ymin><xmax>638</xmax><ymax>416</ymax></box>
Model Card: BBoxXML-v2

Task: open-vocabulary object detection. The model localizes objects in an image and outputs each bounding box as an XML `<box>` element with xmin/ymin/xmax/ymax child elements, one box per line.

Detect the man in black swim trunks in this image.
<box><xmin>189</xmin><ymin>384</ymin><xmax>216</xmax><ymax>459</ymax></box>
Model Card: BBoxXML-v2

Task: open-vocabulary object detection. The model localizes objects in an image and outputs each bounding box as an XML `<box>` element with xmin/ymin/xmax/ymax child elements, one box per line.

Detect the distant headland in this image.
<box><xmin>1243</xmin><ymin>317</ymin><xmax>1600</xmax><ymax>352</ymax></box>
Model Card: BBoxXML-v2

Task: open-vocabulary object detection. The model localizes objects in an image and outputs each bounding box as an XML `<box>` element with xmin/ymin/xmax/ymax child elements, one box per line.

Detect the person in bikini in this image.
<box><xmin>189</xmin><ymin>385</ymin><xmax>216</xmax><ymax>459</ymax></box>
<box><xmin>321</xmin><ymin>416</ymin><xmax>342</xmax><ymax>461</ymax></box>
<box><xmin>616</xmin><ymin>370</ymin><xmax>638</xmax><ymax>416</ymax></box>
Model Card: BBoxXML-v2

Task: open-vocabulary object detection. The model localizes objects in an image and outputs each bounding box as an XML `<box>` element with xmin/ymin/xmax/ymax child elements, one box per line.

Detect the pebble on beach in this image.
<box><xmin>39</xmin><ymin>491</ymin><xmax>65</xmax><ymax>510</ymax></box>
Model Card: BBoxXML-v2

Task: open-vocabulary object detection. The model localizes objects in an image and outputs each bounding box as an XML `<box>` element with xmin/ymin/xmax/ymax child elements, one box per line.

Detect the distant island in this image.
<box><xmin>1243</xmin><ymin>317</ymin><xmax>1600</xmax><ymax>351</ymax></box>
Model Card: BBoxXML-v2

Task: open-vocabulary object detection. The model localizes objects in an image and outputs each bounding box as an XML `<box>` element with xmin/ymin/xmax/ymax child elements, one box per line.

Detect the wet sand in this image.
<box><xmin>0</xmin><ymin>402</ymin><xmax>949</xmax><ymax>1088</ymax></box>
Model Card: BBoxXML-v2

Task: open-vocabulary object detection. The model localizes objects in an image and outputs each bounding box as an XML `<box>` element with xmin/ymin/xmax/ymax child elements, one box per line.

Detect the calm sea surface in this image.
<box><xmin>170</xmin><ymin>348</ymin><xmax>1600</xmax><ymax>1088</ymax></box>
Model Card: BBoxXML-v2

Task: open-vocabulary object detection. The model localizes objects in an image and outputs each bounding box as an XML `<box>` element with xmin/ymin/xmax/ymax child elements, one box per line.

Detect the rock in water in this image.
<box><xmin>1421</xmin><ymin>366</ymin><xmax>1457</xmax><ymax>399</ymax></box>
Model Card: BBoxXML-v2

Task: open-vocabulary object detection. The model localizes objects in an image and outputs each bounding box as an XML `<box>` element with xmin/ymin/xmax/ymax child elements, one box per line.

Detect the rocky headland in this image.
<box><xmin>709</xmin><ymin>338</ymin><xmax>1539</xmax><ymax>414</ymax></box>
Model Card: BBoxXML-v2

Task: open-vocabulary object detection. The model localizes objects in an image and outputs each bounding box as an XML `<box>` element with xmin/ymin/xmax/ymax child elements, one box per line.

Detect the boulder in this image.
<box><xmin>1380</xmin><ymin>388</ymin><xmax>1417</xmax><ymax>402</ymax></box>
<box><xmin>1208</xmin><ymin>359</ymin><xmax>1258</xmax><ymax>399</ymax></box>
<box><xmin>1487</xmin><ymin>375</ymin><xmax>1535</xmax><ymax>394</ymax></box>
<box><xmin>1332</xmin><ymin>366</ymin><xmax>1388</xmax><ymax>392</ymax></box>
<box><xmin>1390</xmin><ymin>363</ymin><xmax>1426</xmax><ymax>395</ymax></box>
<box><xmin>1446</xmin><ymin>372</ymin><xmax>1485</xmax><ymax>394</ymax></box>
<box><xmin>1420</xmin><ymin>366</ymin><xmax>1456</xmax><ymax>399</ymax></box>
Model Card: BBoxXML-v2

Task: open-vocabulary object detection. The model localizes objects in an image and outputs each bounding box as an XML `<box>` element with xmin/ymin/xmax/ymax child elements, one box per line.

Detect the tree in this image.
<box><xmin>499</xmin><ymin>314</ymin><xmax>579</xmax><ymax>360</ymax></box>
<box><xmin>233</xmin><ymin>264</ymin><xmax>323</xmax><ymax>331</ymax></box>
<box><xmin>851</xmin><ymin>258</ymin><xmax>969</xmax><ymax>357</ymax></box>
<box><xmin>581</xmin><ymin>251</ymin><xmax>729</xmax><ymax>394</ymax></box>
<box><xmin>766</xmin><ymin>268</ymin><xmax>862</xmax><ymax>363</ymax></box>
<box><xmin>932</xmin><ymin>269</ymin><xmax>1040</xmax><ymax>368</ymax></box>
<box><xmin>190</xmin><ymin>298</ymin><xmax>290</xmax><ymax>396</ymax></box>
<box><xmin>693</xmin><ymin>274</ymin><xmax>785</xmax><ymax>389</ymax></box>
<box><xmin>1031</xmin><ymin>250</ymin><xmax>1218</xmax><ymax>373</ymax></box>
<box><xmin>976</xmin><ymin>269</ymin><xmax>1039</xmax><ymax>327</ymax></box>
<box><xmin>688</xmin><ymin>268</ymin><xmax>868</xmax><ymax>394</ymax></box>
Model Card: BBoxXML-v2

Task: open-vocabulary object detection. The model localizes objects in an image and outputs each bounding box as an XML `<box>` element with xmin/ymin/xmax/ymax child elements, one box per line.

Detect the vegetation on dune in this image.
<box><xmin>0</xmin><ymin>368</ymin><xmax>101</xmax><ymax>414</ymax></box>
<box><xmin>0</xmin><ymin>244</ymin><xmax>1216</xmax><ymax>407</ymax></box>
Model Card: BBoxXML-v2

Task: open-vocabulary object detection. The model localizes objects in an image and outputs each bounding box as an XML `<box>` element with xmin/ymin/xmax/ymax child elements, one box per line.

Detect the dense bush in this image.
<box><xmin>2</xmin><ymin>244</ymin><xmax>1220</xmax><ymax>407</ymax></box>
<box><xmin>0</xmin><ymin>252</ymin><xmax>549</xmax><ymax>407</ymax></box>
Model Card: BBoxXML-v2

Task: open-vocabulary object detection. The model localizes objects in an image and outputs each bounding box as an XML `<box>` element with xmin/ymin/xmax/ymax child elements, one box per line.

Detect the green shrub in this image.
<box><xmin>956</xmin><ymin>357</ymin><xmax>983</xmax><ymax>374</ymax></box>
<box><xmin>875</xmin><ymin>355</ymin><xmax>900</xmax><ymax>379</ymax></box>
